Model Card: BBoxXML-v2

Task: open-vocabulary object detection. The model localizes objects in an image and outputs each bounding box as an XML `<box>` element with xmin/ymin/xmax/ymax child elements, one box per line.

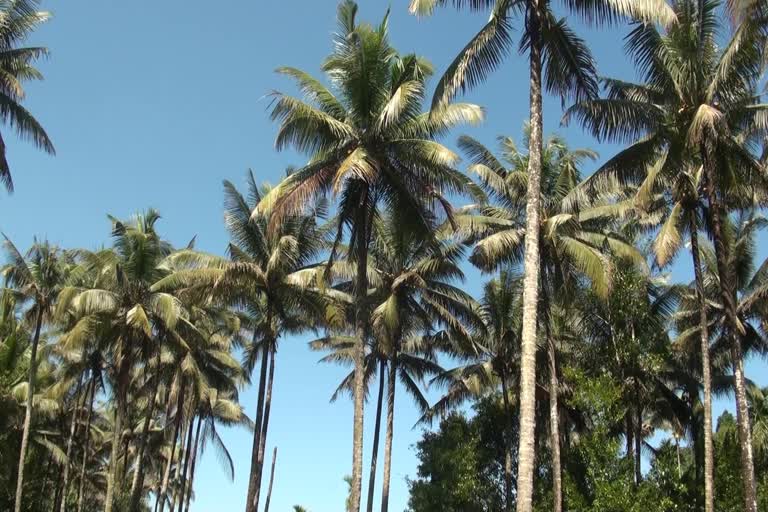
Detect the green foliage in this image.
<box><xmin>407</xmin><ymin>397</ymin><xmax>510</xmax><ymax>512</ymax></box>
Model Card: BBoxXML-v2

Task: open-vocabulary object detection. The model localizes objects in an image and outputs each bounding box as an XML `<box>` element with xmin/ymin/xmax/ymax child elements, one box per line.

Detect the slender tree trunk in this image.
<box><xmin>169</xmin><ymin>412</ymin><xmax>190</xmax><ymax>512</ymax></box>
<box><xmin>59</xmin><ymin>377</ymin><xmax>87</xmax><ymax>512</ymax></box>
<box><xmin>350</xmin><ymin>201</ymin><xmax>370</xmax><ymax>512</ymax></box>
<box><xmin>626</xmin><ymin>413</ymin><xmax>634</xmax><ymax>463</ymax></box>
<box><xmin>158</xmin><ymin>379</ymin><xmax>186</xmax><ymax>512</ymax></box>
<box><xmin>634</xmin><ymin>402</ymin><xmax>642</xmax><ymax>485</ymax></box>
<box><xmin>380</xmin><ymin>352</ymin><xmax>396</xmax><ymax>512</ymax></box>
<box><xmin>500</xmin><ymin>370</ymin><xmax>515</xmax><ymax>512</ymax></box>
<box><xmin>245</xmin><ymin>328</ymin><xmax>271</xmax><ymax>512</ymax></box>
<box><xmin>130</xmin><ymin>353</ymin><xmax>162</xmax><ymax>511</ymax></box>
<box><xmin>253</xmin><ymin>343</ymin><xmax>277</xmax><ymax>511</ymax></box>
<box><xmin>263</xmin><ymin>447</ymin><xmax>278</xmax><ymax>512</ymax></box>
<box><xmin>105</xmin><ymin>392</ymin><xmax>125</xmax><ymax>512</ymax></box>
<box><xmin>13</xmin><ymin>308</ymin><xmax>44</xmax><ymax>512</ymax></box>
<box><xmin>366</xmin><ymin>361</ymin><xmax>386</xmax><ymax>512</ymax></box>
<box><xmin>182</xmin><ymin>415</ymin><xmax>203</xmax><ymax>512</ymax></box>
<box><xmin>702</xmin><ymin>145</ymin><xmax>757</xmax><ymax>512</ymax></box>
<box><xmin>547</xmin><ymin>340</ymin><xmax>562</xmax><ymax>512</ymax></box>
<box><xmin>77</xmin><ymin>377</ymin><xmax>97</xmax><ymax>512</ymax></box>
<box><xmin>105</xmin><ymin>358</ymin><xmax>131</xmax><ymax>512</ymax></box>
<box><xmin>130</xmin><ymin>374</ymin><xmax>161</xmax><ymax>511</ymax></box>
<box><xmin>173</xmin><ymin>412</ymin><xmax>196</xmax><ymax>512</ymax></box>
<box><xmin>52</xmin><ymin>471</ymin><xmax>65</xmax><ymax>512</ymax></box>
<box><xmin>689</xmin><ymin>217</ymin><xmax>715</xmax><ymax>512</ymax></box>
<box><xmin>516</xmin><ymin>8</ymin><xmax>544</xmax><ymax>512</ymax></box>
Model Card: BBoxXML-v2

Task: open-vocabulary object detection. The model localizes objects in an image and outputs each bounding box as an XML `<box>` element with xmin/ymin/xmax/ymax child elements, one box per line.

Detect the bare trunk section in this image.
<box><xmin>173</xmin><ymin>411</ymin><xmax>196</xmax><ymax>512</ymax></box>
<box><xmin>253</xmin><ymin>343</ymin><xmax>277</xmax><ymax>511</ymax></box>
<box><xmin>702</xmin><ymin>145</ymin><xmax>757</xmax><ymax>512</ymax></box>
<box><xmin>500</xmin><ymin>370</ymin><xmax>515</xmax><ymax>511</ymax></box>
<box><xmin>130</xmin><ymin>372</ymin><xmax>161</xmax><ymax>511</ymax></box>
<box><xmin>350</xmin><ymin>198</ymin><xmax>370</xmax><ymax>512</ymax></box>
<box><xmin>263</xmin><ymin>447</ymin><xmax>278</xmax><ymax>512</ymax></box>
<box><xmin>158</xmin><ymin>379</ymin><xmax>186</xmax><ymax>512</ymax></box>
<box><xmin>13</xmin><ymin>308</ymin><xmax>44</xmax><ymax>512</ymax></box>
<box><xmin>105</xmin><ymin>358</ymin><xmax>130</xmax><ymax>512</ymax></box>
<box><xmin>366</xmin><ymin>361</ymin><xmax>386</xmax><ymax>512</ymax></box>
<box><xmin>77</xmin><ymin>377</ymin><xmax>97</xmax><ymax>512</ymax></box>
<box><xmin>515</xmin><ymin>6</ymin><xmax>544</xmax><ymax>512</ymax></box>
<box><xmin>689</xmin><ymin>217</ymin><xmax>714</xmax><ymax>512</ymax></box>
<box><xmin>380</xmin><ymin>352</ymin><xmax>396</xmax><ymax>512</ymax></box>
<box><xmin>547</xmin><ymin>340</ymin><xmax>562</xmax><ymax>512</ymax></box>
<box><xmin>59</xmin><ymin>376</ymin><xmax>86</xmax><ymax>512</ymax></box>
<box><xmin>245</xmin><ymin>326</ymin><xmax>271</xmax><ymax>512</ymax></box>
<box><xmin>182</xmin><ymin>415</ymin><xmax>203</xmax><ymax>512</ymax></box>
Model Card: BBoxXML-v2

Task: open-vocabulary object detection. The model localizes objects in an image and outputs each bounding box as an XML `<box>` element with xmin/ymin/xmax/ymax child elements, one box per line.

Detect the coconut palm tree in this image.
<box><xmin>0</xmin><ymin>0</ymin><xmax>55</xmax><ymax>193</ymax></box>
<box><xmin>564</xmin><ymin>2</ymin><xmax>768</xmax><ymax>508</ymax></box>
<box><xmin>56</xmin><ymin>211</ymin><xmax>186</xmax><ymax>512</ymax></box>
<box><xmin>2</xmin><ymin>238</ymin><xmax>70</xmax><ymax>512</ymax></box>
<box><xmin>313</xmin><ymin>211</ymin><xmax>477</xmax><ymax>512</ymax></box>
<box><xmin>410</xmin><ymin>3</ymin><xmax>676</xmax><ymax>507</ymax></box>
<box><xmin>454</xmin><ymin>129</ymin><xmax>643</xmax><ymax>510</ymax></box>
<box><xmin>367</xmin><ymin>212</ymin><xmax>479</xmax><ymax>512</ymax></box>
<box><xmin>257</xmin><ymin>3</ymin><xmax>483</xmax><ymax>510</ymax></box>
<box><xmin>153</xmin><ymin>172</ymin><xmax>331</xmax><ymax>512</ymax></box>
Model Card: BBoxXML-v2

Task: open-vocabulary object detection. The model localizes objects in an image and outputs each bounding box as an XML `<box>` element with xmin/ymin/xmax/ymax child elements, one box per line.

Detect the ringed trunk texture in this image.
<box><xmin>245</xmin><ymin>330</ymin><xmax>271</xmax><ymax>512</ymax></box>
<box><xmin>380</xmin><ymin>353</ymin><xmax>396</xmax><ymax>512</ymax></box>
<box><xmin>689</xmin><ymin>218</ymin><xmax>714</xmax><ymax>512</ymax></box>
<box><xmin>263</xmin><ymin>447</ymin><xmax>278</xmax><ymax>512</ymax></box>
<box><xmin>547</xmin><ymin>340</ymin><xmax>562</xmax><ymax>512</ymax></box>
<box><xmin>350</xmin><ymin>203</ymin><xmax>370</xmax><ymax>512</ymax></box>
<box><xmin>253</xmin><ymin>343</ymin><xmax>277</xmax><ymax>511</ymax></box>
<box><xmin>13</xmin><ymin>308</ymin><xmax>44</xmax><ymax>512</ymax></box>
<box><xmin>515</xmin><ymin>7</ymin><xmax>544</xmax><ymax>512</ymax></box>
<box><xmin>702</xmin><ymin>145</ymin><xmax>757</xmax><ymax>512</ymax></box>
<box><xmin>366</xmin><ymin>361</ymin><xmax>386</xmax><ymax>512</ymax></box>
<box><xmin>77</xmin><ymin>377</ymin><xmax>97</xmax><ymax>512</ymax></box>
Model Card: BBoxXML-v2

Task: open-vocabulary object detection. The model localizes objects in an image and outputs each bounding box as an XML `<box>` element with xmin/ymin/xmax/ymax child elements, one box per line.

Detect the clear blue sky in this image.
<box><xmin>0</xmin><ymin>2</ymin><xmax>765</xmax><ymax>511</ymax></box>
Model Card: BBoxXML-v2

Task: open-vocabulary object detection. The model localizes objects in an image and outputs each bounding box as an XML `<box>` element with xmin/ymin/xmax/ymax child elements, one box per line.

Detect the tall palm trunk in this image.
<box><xmin>130</xmin><ymin>373</ymin><xmax>161</xmax><ymax>511</ymax></box>
<box><xmin>380</xmin><ymin>351</ymin><xmax>396</xmax><ymax>512</ymax></box>
<box><xmin>500</xmin><ymin>370</ymin><xmax>515</xmax><ymax>511</ymax></box>
<box><xmin>13</xmin><ymin>308</ymin><xmax>44</xmax><ymax>512</ymax></box>
<box><xmin>515</xmin><ymin>6</ymin><xmax>544</xmax><ymax>511</ymax></box>
<box><xmin>547</xmin><ymin>340</ymin><xmax>562</xmax><ymax>512</ymax></box>
<box><xmin>689</xmin><ymin>215</ymin><xmax>714</xmax><ymax>512</ymax></box>
<box><xmin>245</xmin><ymin>326</ymin><xmax>271</xmax><ymax>512</ymax></box>
<box><xmin>701</xmin><ymin>145</ymin><xmax>757</xmax><ymax>512</ymax></box>
<box><xmin>263</xmin><ymin>447</ymin><xmax>278</xmax><ymax>512</ymax></box>
<box><xmin>59</xmin><ymin>376</ymin><xmax>87</xmax><ymax>512</ymax></box>
<box><xmin>173</xmin><ymin>411</ymin><xmax>196</xmax><ymax>512</ymax></box>
<box><xmin>105</xmin><ymin>389</ymin><xmax>126</xmax><ymax>512</ymax></box>
<box><xmin>158</xmin><ymin>379</ymin><xmax>186</xmax><ymax>512</ymax></box>
<box><xmin>182</xmin><ymin>415</ymin><xmax>203</xmax><ymax>512</ymax></box>
<box><xmin>626</xmin><ymin>414</ymin><xmax>634</xmax><ymax>466</ymax></box>
<box><xmin>77</xmin><ymin>377</ymin><xmax>97</xmax><ymax>512</ymax></box>
<box><xmin>350</xmin><ymin>202</ymin><xmax>370</xmax><ymax>512</ymax></box>
<box><xmin>634</xmin><ymin>401</ymin><xmax>642</xmax><ymax>485</ymax></box>
<box><xmin>253</xmin><ymin>343</ymin><xmax>277</xmax><ymax>511</ymax></box>
<box><xmin>366</xmin><ymin>360</ymin><xmax>386</xmax><ymax>512</ymax></box>
<box><xmin>105</xmin><ymin>356</ymin><xmax>131</xmax><ymax>512</ymax></box>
